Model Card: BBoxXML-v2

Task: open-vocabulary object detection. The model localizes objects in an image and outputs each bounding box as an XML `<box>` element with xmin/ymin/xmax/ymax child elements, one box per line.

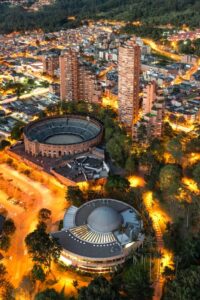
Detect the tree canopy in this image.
<box><xmin>164</xmin><ymin>266</ymin><xmax>200</xmax><ymax>300</ymax></box>
<box><xmin>35</xmin><ymin>288</ymin><xmax>67</xmax><ymax>300</ymax></box>
<box><xmin>105</xmin><ymin>175</ymin><xmax>130</xmax><ymax>194</ymax></box>
<box><xmin>159</xmin><ymin>165</ymin><xmax>182</xmax><ymax>195</ymax></box>
<box><xmin>25</xmin><ymin>222</ymin><xmax>61</xmax><ymax>269</ymax></box>
<box><xmin>192</xmin><ymin>163</ymin><xmax>200</xmax><ymax>188</ymax></box>
<box><xmin>66</xmin><ymin>186</ymin><xmax>85</xmax><ymax>207</ymax></box>
<box><xmin>166</xmin><ymin>138</ymin><xmax>183</xmax><ymax>162</ymax></box>
<box><xmin>123</xmin><ymin>262</ymin><xmax>154</xmax><ymax>300</ymax></box>
<box><xmin>78</xmin><ymin>276</ymin><xmax>120</xmax><ymax>300</ymax></box>
<box><xmin>0</xmin><ymin>0</ymin><xmax>199</xmax><ymax>34</ymax></box>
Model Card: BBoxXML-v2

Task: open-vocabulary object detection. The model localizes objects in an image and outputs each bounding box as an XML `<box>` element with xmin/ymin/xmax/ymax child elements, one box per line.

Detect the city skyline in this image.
<box><xmin>0</xmin><ymin>1</ymin><xmax>199</xmax><ymax>299</ymax></box>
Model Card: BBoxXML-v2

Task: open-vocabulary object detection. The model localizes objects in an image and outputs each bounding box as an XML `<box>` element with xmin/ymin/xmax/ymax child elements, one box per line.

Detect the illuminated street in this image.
<box><xmin>143</xmin><ymin>38</ymin><xmax>181</xmax><ymax>61</ymax></box>
<box><xmin>128</xmin><ymin>176</ymin><xmax>174</xmax><ymax>300</ymax></box>
<box><xmin>0</xmin><ymin>162</ymin><xmax>89</xmax><ymax>299</ymax></box>
<box><xmin>128</xmin><ymin>175</ymin><xmax>145</xmax><ymax>188</ymax></box>
<box><xmin>143</xmin><ymin>192</ymin><xmax>173</xmax><ymax>300</ymax></box>
<box><xmin>0</xmin><ymin>87</ymin><xmax>49</xmax><ymax>104</ymax></box>
<box><xmin>173</xmin><ymin>62</ymin><xmax>200</xmax><ymax>85</ymax></box>
<box><xmin>182</xmin><ymin>177</ymin><xmax>200</xmax><ymax>194</ymax></box>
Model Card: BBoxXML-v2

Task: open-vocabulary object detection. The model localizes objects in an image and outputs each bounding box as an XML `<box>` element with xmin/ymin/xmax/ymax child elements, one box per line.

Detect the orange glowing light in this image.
<box><xmin>182</xmin><ymin>177</ymin><xmax>199</xmax><ymax>194</ymax></box>
<box><xmin>142</xmin><ymin>191</ymin><xmax>174</xmax><ymax>298</ymax></box>
<box><xmin>143</xmin><ymin>38</ymin><xmax>181</xmax><ymax>61</ymax></box>
<box><xmin>188</xmin><ymin>153</ymin><xmax>200</xmax><ymax>165</ymax></box>
<box><xmin>77</xmin><ymin>181</ymin><xmax>89</xmax><ymax>191</ymax></box>
<box><xmin>68</xmin><ymin>16</ymin><xmax>76</xmax><ymax>21</ymax></box>
<box><xmin>161</xmin><ymin>249</ymin><xmax>174</xmax><ymax>272</ymax></box>
<box><xmin>128</xmin><ymin>176</ymin><xmax>145</xmax><ymax>188</ymax></box>
<box><xmin>102</xmin><ymin>96</ymin><xmax>118</xmax><ymax>110</ymax></box>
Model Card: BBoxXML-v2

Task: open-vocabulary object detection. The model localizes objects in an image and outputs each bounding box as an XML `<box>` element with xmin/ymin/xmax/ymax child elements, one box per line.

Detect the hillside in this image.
<box><xmin>0</xmin><ymin>0</ymin><xmax>199</xmax><ymax>33</ymax></box>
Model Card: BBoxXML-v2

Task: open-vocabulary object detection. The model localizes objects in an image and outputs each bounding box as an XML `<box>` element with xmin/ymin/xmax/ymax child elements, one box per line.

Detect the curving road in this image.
<box><xmin>143</xmin><ymin>38</ymin><xmax>181</xmax><ymax>61</ymax></box>
<box><xmin>0</xmin><ymin>163</ymin><xmax>67</xmax><ymax>297</ymax></box>
<box><xmin>143</xmin><ymin>191</ymin><xmax>173</xmax><ymax>300</ymax></box>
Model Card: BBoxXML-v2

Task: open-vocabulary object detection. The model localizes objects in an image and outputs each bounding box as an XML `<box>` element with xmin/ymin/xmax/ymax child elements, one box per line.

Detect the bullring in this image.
<box><xmin>23</xmin><ymin>115</ymin><xmax>103</xmax><ymax>158</ymax></box>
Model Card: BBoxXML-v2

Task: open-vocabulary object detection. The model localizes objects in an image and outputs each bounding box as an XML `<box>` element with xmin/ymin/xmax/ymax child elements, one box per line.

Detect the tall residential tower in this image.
<box><xmin>60</xmin><ymin>48</ymin><xmax>101</xmax><ymax>104</ymax></box>
<box><xmin>118</xmin><ymin>38</ymin><xmax>141</xmax><ymax>135</ymax></box>
<box><xmin>60</xmin><ymin>48</ymin><xmax>79</xmax><ymax>102</ymax></box>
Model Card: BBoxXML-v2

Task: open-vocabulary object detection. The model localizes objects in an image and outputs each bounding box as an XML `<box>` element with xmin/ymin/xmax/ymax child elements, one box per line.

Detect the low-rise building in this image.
<box><xmin>52</xmin><ymin>198</ymin><xmax>144</xmax><ymax>273</ymax></box>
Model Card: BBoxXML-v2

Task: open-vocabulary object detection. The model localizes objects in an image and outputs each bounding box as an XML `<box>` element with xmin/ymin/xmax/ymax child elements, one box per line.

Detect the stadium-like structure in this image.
<box><xmin>52</xmin><ymin>199</ymin><xmax>144</xmax><ymax>273</ymax></box>
<box><xmin>23</xmin><ymin>115</ymin><xmax>103</xmax><ymax>158</ymax></box>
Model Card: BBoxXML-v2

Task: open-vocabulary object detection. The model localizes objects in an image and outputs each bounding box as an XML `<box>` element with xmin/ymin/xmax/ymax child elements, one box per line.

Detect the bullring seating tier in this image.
<box><xmin>25</xmin><ymin>117</ymin><xmax>101</xmax><ymax>144</ymax></box>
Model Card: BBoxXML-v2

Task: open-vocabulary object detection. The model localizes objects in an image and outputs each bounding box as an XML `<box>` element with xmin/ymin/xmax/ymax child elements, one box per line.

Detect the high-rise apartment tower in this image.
<box><xmin>118</xmin><ymin>38</ymin><xmax>141</xmax><ymax>135</ymax></box>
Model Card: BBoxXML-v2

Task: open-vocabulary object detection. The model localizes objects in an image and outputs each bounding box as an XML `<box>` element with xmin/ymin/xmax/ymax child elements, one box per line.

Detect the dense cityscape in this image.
<box><xmin>0</xmin><ymin>0</ymin><xmax>199</xmax><ymax>300</ymax></box>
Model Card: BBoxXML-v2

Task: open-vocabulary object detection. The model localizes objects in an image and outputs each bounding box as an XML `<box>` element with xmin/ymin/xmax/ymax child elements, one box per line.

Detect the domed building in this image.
<box><xmin>52</xmin><ymin>199</ymin><xmax>144</xmax><ymax>273</ymax></box>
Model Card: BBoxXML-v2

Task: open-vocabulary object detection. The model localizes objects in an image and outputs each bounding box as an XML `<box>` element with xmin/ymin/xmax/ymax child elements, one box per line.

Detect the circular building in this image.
<box><xmin>23</xmin><ymin>115</ymin><xmax>103</xmax><ymax>158</ymax></box>
<box><xmin>52</xmin><ymin>199</ymin><xmax>144</xmax><ymax>273</ymax></box>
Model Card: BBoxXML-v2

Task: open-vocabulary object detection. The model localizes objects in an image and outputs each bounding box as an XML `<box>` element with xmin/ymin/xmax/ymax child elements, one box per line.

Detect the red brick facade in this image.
<box><xmin>24</xmin><ymin>116</ymin><xmax>103</xmax><ymax>158</ymax></box>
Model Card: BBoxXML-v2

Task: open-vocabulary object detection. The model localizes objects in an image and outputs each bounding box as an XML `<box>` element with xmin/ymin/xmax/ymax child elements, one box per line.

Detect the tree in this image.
<box><xmin>10</xmin><ymin>121</ymin><xmax>24</xmax><ymax>140</ymax></box>
<box><xmin>0</xmin><ymin>264</ymin><xmax>15</xmax><ymax>300</ymax></box>
<box><xmin>106</xmin><ymin>136</ymin><xmax>124</xmax><ymax>166</ymax></box>
<box><xmin>178</xmin><ymin>236</ymin><xmax>200</xmax><ymax>269</ymax></box>
<box><xmin>185</xmin><ymin>137</ymin><xmax>200</xmax><ymax>153</ymax></box>
<box><xmin>25</xmin><ymin>223</ymin><xmax>61</xmax><ymax>270</ymax></box>
<box><xmin>35</xmin><ymin>288</ymin><xmax>67</xmax><ymax>300</ymax></box>
<box><xmin>162</xmin><ymin>266</ymin><xmax>175</xmax><ymax>280</ymax></box>
<box><xmin>125</xmin><ymin>155</ymin><xmax>137</xmax><ymax>174</ymax></box>
<box><xmin>31</xmin><ymin>264</ymin><xmax>46</xmax><ymax>282</ymax></box>
<box><xmin>0</xmin><ymin>235</ymin><xmax>10</xmax><ymax>252</ymax></box>
<box><xmin>0</xmin><ymin>0</ymin><xmax>200</xmax><ymax>35</ymax></box>
<box><xmin>14</xmin><ymin>82</ymin><xmax>25</xmax><ymax>99</ymax></box>
<box><xmin>137</xmin><ymin>123</ymin><xmax>147</xmax><ymax>141</ymax></box>
<box><xmin>166</xmin><ymin>138</ymin><xmax>183</xmax><ymax>162</ymax></box>
<box><xmin>1</xmin><ymin>281</ymin><xmax>15</xmax><ymax>300</ymax></box>
<box><xmin>66</xmin><ymin>186</ymin><xmax>84</xmax><ymax>207</ymax></box>
<box><xmin>163</xmin><ymin>220</ymin><xmax>183</xmax><ymax>253</ymax></box>
<box><xmin>38</xmin><ymin>208</ymin><xmax>51</xmax><ymax>223</ymax></box>
<box><xmin>105</xmin><ymin>127</ymin><xmax>114</xmax><ymax>142</ymax></box>
<box><xmin>146</xmin><ymin>159</ymin><xmax>162</xmax><ymax>189</ymax></box>
<box><xmin>0</xmin><ymin>263</ymin><xmax>7</xmax><ymax>285</ymax></box>
<box><xmin>149</xmin><ymin>138</ymin><xmax>164</xmax><ymax>159</ymax></box>
<box><xmin>123</xmin><ymin>262</ymin><xmax>153</xmax><ymax>300</ymax></box>
<box><xmin>72</xmin><ymin>280</ymin><xmax>79</xmax><ymax>290</ymax></box>
<box><xmin>105</xmin><ymin>175</ymin><xmax>130</xmax><ymax>194</ymax></box>
<box><xmin>163</xmin><ymin>122</ymin><xmax>174</xmax><ymax>139</ymax></box>
<box><xmin>78</xmin><ymin>276</ymin><xmax>120</xmax><ymax>300</ymax></box>
<box><xmin>178</xmin><ymin>39</ymin><xmax>194</xmax><ymax>54</ymax></box>
<box><xmin>0</xmin><ymin>140</ymin><xmax>11</xmax><ymax>150</ymax></box>
<box><xmin>192</xmin><ymin>163</ymin><xmax>200</xmax><ymax>188</ymax></box>
<box><xmin>159</xmin><ymin>165</ymin><xmax>181</xmax><ymax>195</ymax></box>
<box><xmin>106</xmin><ymin>132</ymin><xmax>131</xmax><ymax>167</ymax></box>
<box><xmin>164</xmin><ymin>266</ymin><xmax>200</xmax><ymax>300</ymax></box>
<box><xmin>40</xmin><ymin>80</ymin><xmax>49</xmax><ymax>88</ymax></box>
<box><xmin>2</xmin><ymin>218</ymin><xmax>16</xmax><ymax>235</ymax></box>
<box><xmin>139</xmin><ymin>152</ymin><xmax>156</xmax><ymax>172</ymax></box>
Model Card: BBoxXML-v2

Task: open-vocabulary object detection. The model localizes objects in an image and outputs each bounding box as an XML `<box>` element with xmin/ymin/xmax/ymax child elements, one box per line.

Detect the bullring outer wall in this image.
<box><xmin>23</xmin><ymin>115</ymin><xmax>103</xmax><ymax>158</ymax></box>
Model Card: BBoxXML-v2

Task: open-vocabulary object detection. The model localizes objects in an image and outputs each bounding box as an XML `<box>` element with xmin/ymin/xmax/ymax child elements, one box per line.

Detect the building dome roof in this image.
<box><xmin>87</xmin><ymin>206</ymin><xmax>122</xmax><ymax>233</ymax></box>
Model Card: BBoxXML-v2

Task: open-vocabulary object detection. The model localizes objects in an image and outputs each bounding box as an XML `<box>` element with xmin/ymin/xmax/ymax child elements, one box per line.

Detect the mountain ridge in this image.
<box><xmin>0</xmin><ymin>0</ymin><xmax>199</xmax><ymax>33</ymax></box>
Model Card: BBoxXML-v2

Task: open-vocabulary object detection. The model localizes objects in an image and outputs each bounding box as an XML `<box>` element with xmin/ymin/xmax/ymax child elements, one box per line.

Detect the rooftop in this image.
<box><xmin>87</xmin><ymin>206</ymin><xmax>122</xmax><ymax>233</ymax></box>
<box><xmin>52</xmin><ymin>199</ymin><xmax>142</xmax><ymax>259</ymax></box>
